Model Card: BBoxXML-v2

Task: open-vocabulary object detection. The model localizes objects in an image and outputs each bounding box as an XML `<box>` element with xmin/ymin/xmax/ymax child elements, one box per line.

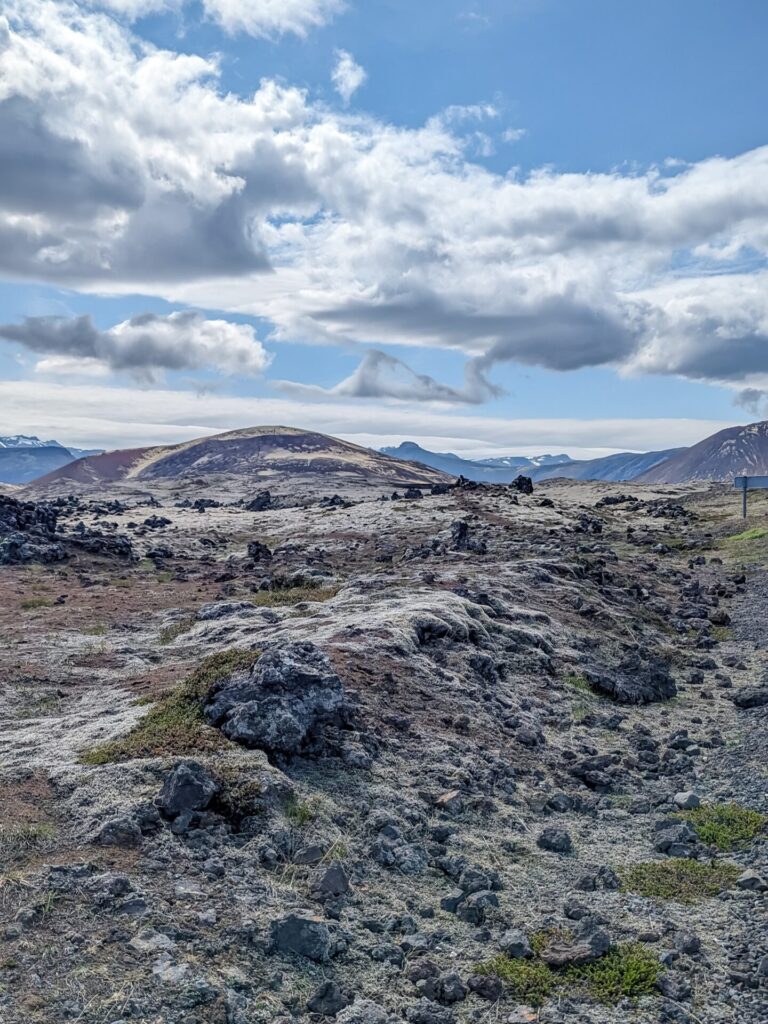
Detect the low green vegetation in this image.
<box><xmin>20</xmin><ymin>597</ymin><xmax>52</xmax><ymax>611</ymax></box>
<box><xmin>475</xmin><ymin>955</ymin><xmax>554</xmax><ymax>1006</ymax></box>
<box><xmin>620</xmin><ymin>858</ymin><xmax>741</xmax><ymax>902</ymax></box>
<box><xmin>725</xmin><ymin>526</ymin><xmax>768</xmax><ymax>543</ymax></box>
<box><xmin>159</xmin><ymin>616</ymin><xmax>196</xmax><ymax>645</ymax></box>
<box><xmin>250</xmin><ymin>585</ymin><xmax>339</xmax><ymax>607</ymax></box>
<box><xmin>82</xmin><ymin>623</ymin><xmax>108</xmax><ymax>637</ymax></box>
<box><xmin>676</xmin><ymin>802</ymin><xmax>766</xmax><ymax>851</ymax></box>
<box><xmin>80</xmin><ymin>648</ymin><xmax>256</xmax><ymax>764</ymax></box>
<box><xmin>285</xmin><ymin>796</ymin><xmax>319</xmax><ymax>827</ymax></box>
<box><xmin>564</xmin><ymin>673</ymin><xmax>596</xmax><ymax>694</ymax></box>
<box><xmin>566</xmin><ymin>943</ymin><xmax>661</xmax><ymax>1004</ymax></box>
<box><xmin>0</xmin><ymin>822</ymin><xmax>58</xmax><ymax>862</ymax></box>
<box><xmin>711</xmin><ymin>625</ymin><xmax>732</xmax><ymax>642</ymax></box>
<box><xmin>474</xmin><ymin>942</ymin><xmax>661</xmax><ymax>1007</ymax></box>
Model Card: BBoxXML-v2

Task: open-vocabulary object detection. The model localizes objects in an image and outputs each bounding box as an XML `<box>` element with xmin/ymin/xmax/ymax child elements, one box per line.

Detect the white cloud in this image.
<box><xmin>202</xmin><ymin>0</ymin><xmax>345</xmax><ymax>38</ymax></box>
<box><xmin>0</xmin><ymin>379</ymin><xmax>736</xmax><ymax>454</ymax></box>
<box><xmin>0</xmin><ymin>311</ymin><xmax>271</xmax><ymax>382</ymax></box>
<box><xmin>2</xmin><ymin>1</ymin><xmax>768</xmax><ymax>402</ymax></box>
<box><xmin>331</xmin><ymin>48</ymin><xmax>366</xmax><ymax>105</ymax></box>
<box><xmin>276</xmin><ymin>348</ymin><xmax>498</xmax><ymax>403</ymax></box>
<box><xmin>78</xmin><ymin>0</ymin><xmax>345</xmax><ymax>37</ymax></box>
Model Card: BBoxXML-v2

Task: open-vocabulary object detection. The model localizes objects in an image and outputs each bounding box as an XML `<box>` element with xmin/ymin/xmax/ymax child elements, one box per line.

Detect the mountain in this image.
<box><xmin>477</xmin><ymin>453</ymin><xmax>573</xmax><ymax>469</ymax></box>
<box><xmin>639</xmin><ymin>420</ymin><xmax>768</xmax><ymax>483</ymax></box>
<box><xmin>381</xmin><ymin>442</ymin><xmax>539</xmax><ymax>483</ymax></box>
<box><xmin>30</xmin><ymin>426</ymin><xmax>451</xmax><ymax>493</ymax></box>
<box><xmin>530</xmin><ymin>448</ymin><xmax>684</xmax><ymax>482</ymax></box>
<box><xmin>0</xmin><ymin>446</ymin><xmax>77</xmax><ymax>484</ymax></box>
<box><xmin>0</xmin><ymin>435</ymin><xmax>104</xmax><ymax>484</ymax></box>
<box><xmin>382</xmin><ymin>440</ymin><xmax>681</xmax><ymax>484</ymax></box>
<box><xmin>0</xmin><ymin>434</ymin><xmax>66</xmax><ymax>449</ymax></box>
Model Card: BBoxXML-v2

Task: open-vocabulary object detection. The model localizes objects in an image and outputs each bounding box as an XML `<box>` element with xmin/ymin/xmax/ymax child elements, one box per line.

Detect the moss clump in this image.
<box><xmin>676</xmin><ymin>802</ymin><xmax>766</xmax><ymax>851</ymax></box>
<box><xmin>474</xmin><ymin>955</ymin><xmax>555</xmax><ymax>1006</ymax></box>
<box><xmin>725</xmin><ymin>526</ymin><xmax>768</xmax><ymax>543</ymax></box>
<box><xmin>80</xmin><ymin>648</ymin><xmax>256</xmax><ymax>764</ymax></box>
<box><xmin>564</xmin><ymin>673</ymin><xmax>597</xmax><ymax>695</ymax></box>
<box><xmin>567</xmin><ymin>943</ymin><xmax>661</xmax><ymax>1004</ymax></box>
<box><xmin>159</xmin><ymin>616</ymin><xmax>196</xmax><ymax>645</ymax></box>
<box><xmin>20</xmin><ymin>597</ymin><xmax>52</xmax><ymax>611</ymax></box>
<box><xmin>620</xmin><ymin>858</ymin><xmax>741</xmax><ymax>902</ymax></box>
<box><xmin>475</xmin><ymin>942</ymin><xmax>661</xmax><ymax>1007</ymax></box>
<box><xmin>250</xmin><ymin>586</ymin><xmax>339</xmax><ymax>607</ymax></box>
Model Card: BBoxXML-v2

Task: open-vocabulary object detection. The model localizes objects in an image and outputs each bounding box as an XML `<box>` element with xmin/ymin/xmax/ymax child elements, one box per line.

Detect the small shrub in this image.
<box><xmin>250</xmin><ymin>586</ymin><xmax>339</xmax><ymax>608</ymax></box>
<box><xmin>620</xmin><ymin>858</ymin><xmax>741</xmax><ymax>902</ymax></box>
<box><xmin>0</xmin><ymin>823</ymin><xmax>58</xmax><ymax>862</ymax></box>
<box><xmin>711</xmin><ymin>625</ymin><xmax>732</xmax><ymax>642</ymax></box>
<box><xmin>80</xmin><ymin>648</ymin><xmax>256</xmax><ymax>764</ymax></box>
<box><xmin>676</xmin><ymin>803</ymin><xmax>766</xmax><ymax>851</ymax></box>
<box><xmin>159</xmin><ymin>616</ymin><xmax>196</xmax><ymax>645</ymax></box>
<box><xmin>285</xmin><ymin>797</ymin><xmax>319</xmax><ymax>827</ymax></box>
<box><xmin>567</xmin><ymin>943</ymin><xmax>661</xmax><ymax>1004</ymax></box>
<box><xmin>82</xmin><ymin>623</ymin><xmax>108</xmax><ymax>637</ymax></box>
<box><xmin>474</xmin><ymin>955</ymin><xmax>555</xmax><ymax>1006</ymax></box>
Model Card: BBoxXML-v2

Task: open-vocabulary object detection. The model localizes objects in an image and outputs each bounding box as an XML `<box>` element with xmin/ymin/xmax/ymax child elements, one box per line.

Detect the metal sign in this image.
<box><xmin>734</xmin><ymin>475</ymin><xmax>768</xmax><ymax>518</ymax></box>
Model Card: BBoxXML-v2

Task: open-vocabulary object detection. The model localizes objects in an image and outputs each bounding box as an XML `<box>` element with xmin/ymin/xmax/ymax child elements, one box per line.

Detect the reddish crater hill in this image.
<box><xmin>29</xmin><ymin>426</ymin><xmax>452</xmax><ymax>493</ymax></box>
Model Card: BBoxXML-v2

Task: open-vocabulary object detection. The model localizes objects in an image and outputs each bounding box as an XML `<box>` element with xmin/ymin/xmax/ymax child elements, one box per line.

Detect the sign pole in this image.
<box><xmin>743</xmin><ymin>478</ymin><xmax>747</xmax><ymax>519</ymax></box>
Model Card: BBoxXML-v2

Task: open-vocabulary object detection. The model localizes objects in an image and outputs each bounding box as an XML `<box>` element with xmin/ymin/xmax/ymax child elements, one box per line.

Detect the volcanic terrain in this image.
<box><xmin>0</xmin><ymin>439</ymin><xmax>767</xmax><ymax>1024</ymax></box>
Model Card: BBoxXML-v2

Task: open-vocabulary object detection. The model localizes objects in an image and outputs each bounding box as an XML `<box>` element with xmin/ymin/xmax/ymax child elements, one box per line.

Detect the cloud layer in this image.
<box><xmin>2</xmin><ymin>1</ymin><xmax>768</xmax><ymax>403</ymax></box>
<box><xmin>0</xmin><ymin>379</ymin><xmax>735</xmax><ymax>455</ymax></box>
<box><xmin>0</xmin><ymin>312</ymin><xmax>271</xmax><ymax>382</ymax></box>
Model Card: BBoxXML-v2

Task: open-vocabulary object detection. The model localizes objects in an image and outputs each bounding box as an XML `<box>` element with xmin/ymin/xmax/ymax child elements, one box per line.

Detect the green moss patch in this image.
<box><xmin>725</xmin><ymin>526</ymin><xmax>768</xmax><ymax>543</ymax></box>
<box><xmin>80</xmin><ymin>648</ymin><xmax>256</xmax><ymax>764</ymax></box>
<box><xmin>475</xmin><ymin>942</ymin><xmax>661</xmax><ymax>1007</ymax></box>
<box><xmin>620</xmin><ymin>858</ymin><xmax>741</xmax><ymax>902</ymax></box>
<box><xmin>474</xmin><ymin>955</ymin><xmax>555</xmax><ymax>1006</ymax></box>
<box><xmin>675</xmin><ymin>802</ymin><xmax>766</xmax><ymax>851</ymax></box>
<box><xmin>566</xmin><ymin>943</ymin><xmax>661</xmax><ymax>1003</ymax></box>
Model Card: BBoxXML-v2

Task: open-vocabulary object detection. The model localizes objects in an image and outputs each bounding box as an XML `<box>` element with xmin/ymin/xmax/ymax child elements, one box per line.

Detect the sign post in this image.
<box><xmin>734</xmin><ymin>475</ymin><xmax>768</xmax><ymax>518</ymax></box>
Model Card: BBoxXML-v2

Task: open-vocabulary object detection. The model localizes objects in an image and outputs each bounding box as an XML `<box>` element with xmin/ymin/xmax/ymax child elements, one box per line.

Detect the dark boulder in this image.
<box><xmin>511</xmin><ymin>475</ymin><xmax>533</xmax><ymax>495</ymax></box>
<box><xmin>584</xmin><ymin>652</ymin><xmax>677</xmax><ymax>704</ymax></box>
<box><xmin>156</xmin><ymin>761</ymin><xmax>218</xmax><ymax>819</ymax></box>
<box><xmin>204</xmin><ymin>642</ymin><xmax>352</xmax><ymax>757</ymax></box>
<box><xmin>246</xmin><ymin>490</ymin><xmax>272</xmax><ymax>512</ymax></box>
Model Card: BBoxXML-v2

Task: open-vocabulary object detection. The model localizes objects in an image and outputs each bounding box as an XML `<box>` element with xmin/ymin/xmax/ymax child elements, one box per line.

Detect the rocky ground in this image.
<box><xmin>1</xmin><ymin>476</ymin><xmax>767</xmax><ymax>1024</ymax></box>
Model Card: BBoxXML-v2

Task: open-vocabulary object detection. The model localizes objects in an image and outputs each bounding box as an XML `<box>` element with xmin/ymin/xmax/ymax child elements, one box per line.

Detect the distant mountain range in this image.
<box><xmin>383</xmin><ymin>422</ymin><xmax>768</xmax><ymax>484</ymax></box>
<box><xmin>12</xmin><ymin>419</ymin><xmax>768</xmax><ymax>490</ymax></box>
<box><xmin>0</xmin><ymin>435</ymin><xmax>103</xmax><ymax>484</ymax></box>
<box><xmin>381</xmin><ymin>441</ymin><xmax>682</xmax><ymax>484</ymax></box>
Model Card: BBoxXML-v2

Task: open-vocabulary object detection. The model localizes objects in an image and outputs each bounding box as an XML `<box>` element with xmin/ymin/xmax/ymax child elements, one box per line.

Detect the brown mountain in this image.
<box><xmin>639</xmin><ymin>420</ymin><xmax>768</xmax><ymax>483</ymax></box>
<box><xmin>29</xmin><ymin>426</ymin><xmax>451</xmax><ymax>494</ymax></box>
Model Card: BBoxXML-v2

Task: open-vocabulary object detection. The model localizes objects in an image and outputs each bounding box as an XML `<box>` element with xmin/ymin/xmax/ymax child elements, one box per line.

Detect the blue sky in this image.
<box><xmin>1</xmin><ymin>0</ymin><xmax>767</xmax><ymax>455</ymax></box>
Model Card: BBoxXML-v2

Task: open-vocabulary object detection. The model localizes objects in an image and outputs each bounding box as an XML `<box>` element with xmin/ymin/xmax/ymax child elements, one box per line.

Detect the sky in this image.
<box><xmin>1</xmin><ymin>0</ymin><xmax>768</xmax><ymax>458</ymax></box>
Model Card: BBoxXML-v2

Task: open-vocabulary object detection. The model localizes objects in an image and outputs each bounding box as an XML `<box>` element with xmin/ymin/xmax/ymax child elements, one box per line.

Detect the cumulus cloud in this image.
<box><xmin>276</xmin><ymin>349</ymin><xmax>498</xmax><ymax>404</ymax></box>
<box><xmin>4</xmin><ymin>1</ymin><xmax>768</xmax><ymax>399</ymax></box>
<box><xmin>80</xmin><ymin>0</ymin><xmax>345</xmax><ymax>37</ymax></box>
<box><xmin>331</xmin><ymin>49</ymin><xmax>366</xmax><ymax>105</ymax></box>
<box><xmin>0</xmin><ymin>312</ymin><xmax>271</xmax><ymax>383</ymax></box>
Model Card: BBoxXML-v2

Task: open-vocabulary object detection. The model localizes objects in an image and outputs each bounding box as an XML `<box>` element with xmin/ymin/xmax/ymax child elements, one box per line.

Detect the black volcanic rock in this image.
<box><xmin>204</xmin><ymin>642</ymin><xmax>352</xmax><ymax>756</ymax></box>
<box><xmin>584</xmin><ymin>652</ymin><xmax>677</xmax><ymax>704</ymax></box>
